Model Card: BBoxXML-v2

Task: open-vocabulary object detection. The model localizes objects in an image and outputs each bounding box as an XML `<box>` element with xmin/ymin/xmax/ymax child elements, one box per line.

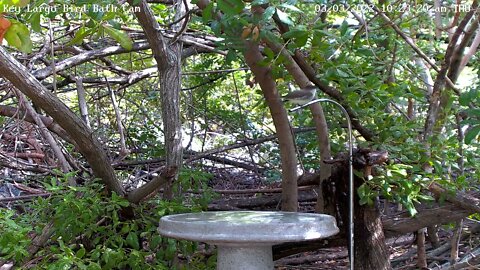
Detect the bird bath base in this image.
<box><xmin>158</xmin><ymin>211</ymin><xmax>339</xmax><ymax>270</ymax></box>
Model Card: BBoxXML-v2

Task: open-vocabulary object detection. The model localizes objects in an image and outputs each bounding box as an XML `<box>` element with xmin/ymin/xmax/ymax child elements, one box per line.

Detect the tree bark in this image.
<box><xmin>417</xmin><ymin>228</ymin><xmax>428</xmax><ymax>268</ymax></box>
<box><xmin>424</xmin><ymin>2</ymin><xmax>477</xmax><ymax>140</ymax></box>
<box><xmin>75</xmin><ymin>77</ymin><xmax>91</xmax><ymax>128</ymax></box>
<box><xmin>354</xmin><ymin>203</ymin><xmax>391</xmax><ymax>270</ymax></box>
<box><xmin>0</xmin><ymin>46</ymin><xmax>124</xmax><ymax>195</ymax></box>
<box><xmin>321</xmin><ymin>149</ymin><xmax>391</xmax><ymax>269</ymax></box>
<box><xmin>243</xmin><ymin>41</ymin><xmax>299</xmax><ymax>211</ymax></box>
<box><xmin>265</xmin><ymin>40</ymin><xmax>332</xmax><ymax>214</ymax></box>
<box><xmin>129</xmin><ymin>0</ymin><xmax>184</xmax><ymax>200</ymax></box>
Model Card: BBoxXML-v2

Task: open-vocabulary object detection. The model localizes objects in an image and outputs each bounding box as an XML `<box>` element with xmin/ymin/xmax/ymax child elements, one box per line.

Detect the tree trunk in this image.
<box><xmin>265</xmin><ymin>40</ymin><xmax>332</xmax><ymax>214</ymax></box>
<box><xmin>243</xmin><ymin>41</ymin><xmax>299</xmax><ymax>211</ymax></box>
<box><xmin>354</xmin><ymin>202</ymin><xmax>391</xmax><ymax>270</ymax></box>
<box><xmin>0</xmin><ymin>46</ymin><xmax>124</xmax><ymax>196</ymax></box>
<box><xmin>333</xmin><ymin>149</ymin><xmax>390</xmax><ymax>269</ymax></box>
<box><xmin>130</xmin><ymin>0</ymin><xmax>184</xmax><ymax>200</ymax></box>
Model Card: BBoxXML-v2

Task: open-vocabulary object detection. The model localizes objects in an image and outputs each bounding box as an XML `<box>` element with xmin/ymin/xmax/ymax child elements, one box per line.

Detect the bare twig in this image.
<box><xmin>106</xmin><ymin>77</ymin><xmax>129</xmax><ymax>159</ymax></box>
<box><xmin>364</xmin><ymin>0</ymin><xmax>459</xmax><ymax>92</ymax></box>
<box><xmin>75</xmin><ymin>77</ymin><xmax>91</xmax><ymax>128</ymax></box>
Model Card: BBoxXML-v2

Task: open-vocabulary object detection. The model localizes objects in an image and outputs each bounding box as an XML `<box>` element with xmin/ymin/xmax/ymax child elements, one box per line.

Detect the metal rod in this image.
<box><xmin>290</xmin><ymin>98</ymin><xmax>354</xmax><ymax>270</ymax></box>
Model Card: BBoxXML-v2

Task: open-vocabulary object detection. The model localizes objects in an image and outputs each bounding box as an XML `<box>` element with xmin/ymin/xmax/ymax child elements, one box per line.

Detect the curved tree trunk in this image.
<box><xmin>0</xmin><ymin>46</ymin><xmax>124</xmax><ymax>196</ymax></box>
<box><xmin>265</xmin><ymin>40</ymin><xmax>333</xmax><ymax>214</ymax></box>
<box><xmin>130</xmin><ymin>0</ymin><xmax>184</xmax><ymax>200</ymax></box>
<box><xmin>243</xmin><ymin>41</ymin><xmax>299</xmax><ymax>211</ymax></box>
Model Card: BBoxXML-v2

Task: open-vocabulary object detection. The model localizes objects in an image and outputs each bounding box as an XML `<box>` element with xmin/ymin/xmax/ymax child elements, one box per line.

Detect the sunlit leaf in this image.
<box><xmin>262</xmin><ymin>6</ymin><xmax>275</xmax><ymax>22</ymax></box>
<box><xmin>279</xmin><ymin>3</ymin><xmax>301</xmax><ymax>12</ymax></box>
<box><xmin>29</xmin><ymin>13</ymin><xmax>41</xmax><ymax>33</ymax></box>
<box><xmin>11</xmin><ymin>0</ymin><xmax>29</xmax><ymax>7</ymax></box>
<box><xmin>465</xmin><ymin>125</ymin><xmax>480</xmax><ymax>144</ymax></box>
<box><xmin>252</xmin><ymin>0</ymin><xmax>269</xmax><ymax>5</ymax></box>
<box><xmin>4</xmin><ymin>20</ymin><xmax>32</xmax><ymax>53</ymax></box>
<box><xmin>103</xmin><ymin>25</ymin><xmax>133</xmax><ymax>50</ymax></box>
<box><xmin>276</xmin><ymin>9</ymin><xmax>294</xmax><ymax>25</ymax></box>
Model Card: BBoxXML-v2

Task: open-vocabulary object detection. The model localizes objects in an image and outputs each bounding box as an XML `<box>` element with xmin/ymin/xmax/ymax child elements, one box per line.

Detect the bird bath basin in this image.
<box><xmin>158</xmin><ymin>211</ymin><xmax>339</xmax><ymax>270</ymax></box>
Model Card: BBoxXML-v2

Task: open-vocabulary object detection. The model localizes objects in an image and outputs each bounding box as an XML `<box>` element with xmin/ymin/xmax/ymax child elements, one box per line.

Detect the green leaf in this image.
<box><xmin>262</xmin><ymin>6</ymin><xmax>276</xmax><ymax>22</ymax></box>
<box><xmin>202</xmin><ymin>2</ymin><xmax>213</xmax><ymax>23</ymax></box>
<box><xmin>282</xmin><ymin>25</ymin><xmax>308</xmax><ymax>39</ymax></box>
<box><xmin>276</xmin><ymin>9</ymin><xmax>294</xmax><ymax>25</ymax></box>
<box><xmin>150</xmin><ymin>235</ymin><xmax>161</xmax><ymax>249</ymax></box>
<box><xmin>217</xmin><ymin>0</ymin><xmax>244</xmax><ymax>15</ymax></box>
<box><xmin>279</xmin><ymin>4</ymin><xmax>301</xmax><ymax>12</ymax></box>
<box><xmin>4</xmin><ymin>20</ymin><xmax>32</xmax><ymax>53</ymax></box>
<box><xmin>339</xmin><ymin>20</ymin><xmax>348</xmax><ymax>36</ymax></box>
<box><xmin>466</xmin><ymin>108</ymin><xmax>480</xmax><ymax>117</ymax></box>
<box><xmin>263</xmin><ymin>46</ymin><xmax>274</xmax><ymax>59</ymax></box>
<box><xmin>459</xmin><ymin>88</ymin><xmax>478</xmax><ymax>106</ymax></box>
<box><xmin>76</xmin><ymin>247</ymin><xmax>86</xmax><ymax>258</ymax></box>
<box><xmin>465</xmin><ymin>125</ymin><xmax>480</xmax><ymax>144</ymax></box>
<box><xmin>252</xmin><ymin>0</ymin><xmax>269</xmax><ymax>5</ymax></box>
<box><xmin>126</xmin><ymin>232</ymin><xmax>139</xmax><ymax>250</ymax></box>
<box><xmin>103</xmin><ymin>25</ymin><xmax>133</xmax><ymax>50</ymax></box>
<box><xmin>68</xmin><ymin>27</ymin><xmax>93</xmax><ymax>45</ymax></box>
<box><xmin>225</xmin><ymin>49</ymin><xmax>236</xmax><ymax>64</ymax></box>
<box><xmin>336</xmin><ymin>68</ymin><xmax>349</xmax><ymax>78</ymax></box>
<box><xmin>405</xmin><ymin>201</ymin><xmax>418</xmax><ymax>216</ymax></box>
<box><xmin>29</xmin><ymin>13</ymin><xmax>41</xmax><ymax>33</ymax></box>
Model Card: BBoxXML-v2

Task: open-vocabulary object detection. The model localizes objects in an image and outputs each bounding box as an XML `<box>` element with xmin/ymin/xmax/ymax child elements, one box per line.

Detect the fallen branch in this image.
<box><xmin>0</xmin><ymin>105</ymin><xmax>73</xmax><ymax>144</ymax></box>
<box><xmin>428</xmin><ymin>183</ymin><xmax>480</xmax><ymax>214</ymax></box>
<box><xmin>439</xmin><ymin>246</ymin><xmax>480</xmax><ymax>269</ymax></box>
<box><xmin>0</xmin><ymin>193</ymin><xmax>51</xmax><ymax>203</ymax></box>
<box><xmin>127</xmin><ymin>166</ymin><xmax>178</xmax><ymax>204</ymax></box>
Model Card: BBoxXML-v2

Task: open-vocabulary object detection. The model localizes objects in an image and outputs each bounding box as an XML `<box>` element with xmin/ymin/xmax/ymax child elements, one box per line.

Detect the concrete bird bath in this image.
<box><xmin>158</xmin><ymin>211</ymin><xmax>339</xmax><ymax>270</ymax></box>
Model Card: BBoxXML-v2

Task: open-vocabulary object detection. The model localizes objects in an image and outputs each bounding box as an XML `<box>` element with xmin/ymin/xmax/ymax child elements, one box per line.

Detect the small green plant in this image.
<box><xmin>0</xmin><ymin>172</ymin><xmax>215</xmax><ymax>269</ymax></box>
<box><xmin>0</xmin><ymin>209</ymin><xmax>32</xmax><ymax>262</ymax></box>
<box><xmin>358</xmin><ymin>163</ymin><xmax>434</xmax><ymax>216</ymax></box>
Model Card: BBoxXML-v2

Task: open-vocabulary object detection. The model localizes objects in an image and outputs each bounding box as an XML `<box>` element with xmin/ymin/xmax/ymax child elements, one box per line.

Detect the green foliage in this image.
<box><xmin>460</xmin><ymin>88</ymin><xmax>480</xmax><ymax>144</ymax></box>
<box><xmin>359</xmin><ymin>164</ymin><xmax>434</xmax><ymax>216</ymax></box>
<box><xmin>0</xmin><ymin>172</ymin><xmax>215</xmax><ymax>269</ymax></box>
<box><xmin>177</xmin><ymin>168</ymin><xmax>216</xmax><ymax>209</ymax></box>
<box><xmin>0</xmin><ymin>209</ymin><xmax>31</xmax><ymax>261</ymax></box>
<box><xmin>4</xmin><ymin>19</ymin><xmax>32</xmax><ymax>53</ymax></box>
<box><xmin>103</xmin><ymin>25</ymin><xmax>133</xmax><ymax>50</ymax></box>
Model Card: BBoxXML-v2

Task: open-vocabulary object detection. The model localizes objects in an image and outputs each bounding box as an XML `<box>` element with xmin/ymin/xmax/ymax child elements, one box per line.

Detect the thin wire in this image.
<box><xmin>290</xmin><ymin>98</ymin><xmax>354</xmax><ymax>270</ymax></box>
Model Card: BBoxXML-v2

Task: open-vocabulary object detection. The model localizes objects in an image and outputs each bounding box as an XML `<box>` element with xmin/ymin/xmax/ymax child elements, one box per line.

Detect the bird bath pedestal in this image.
<box><xmin>158</xmin><ymin>211</ymin><xmax>339</xmax><ymax>270</ymax></box>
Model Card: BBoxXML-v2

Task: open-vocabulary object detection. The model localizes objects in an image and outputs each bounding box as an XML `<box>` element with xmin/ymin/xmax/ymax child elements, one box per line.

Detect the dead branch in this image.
<box><xmin>0</xmin><ymin>153</ymin><xmax>54</xmax><ymax>173</ymax></box>
<box><xmin>0</xmin><ymin>105</ymin><xmax>73</xmax><ymax>144</ymax></box>
<box><xmin>127</xmin><ymin>166</ymin><xmax>178</xmax><ymax>204</ymax></box>
<box><xmin>439</xmin><ymin>246</ymin><xmax>480</xmax><ymax>269</ymax></box>
<box><xmin>428</xmin><ymin>183</ymin><xmax>480</xmax><ymax>214</ymax></box>
<box><xmin>32</xmin><ymin>42</ymin><xmax>150</xmax><ymax>80</ymax></box>
<box><xmin>16</xmin><ymin>90</ymin><xmax>74</xmax><ymax>185</ymax></box>
<box><xmin>208</xmin><ymin>190</ymin><xmax>318</xmax><ymax>211</ymax></box>
<box><xmin>106</xmin><ymin>78</ymin><xmax>129</xmax><ymax>160</ymax></box>
<box><xmin>75</xmin><ymin>77</ymin><xmax>91</xmax><ymax>128</ymax></box>
<box><xmin>0</xmin><ymin>193</ymin><xmax>51</xmax><ymax>202</ymax></box>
